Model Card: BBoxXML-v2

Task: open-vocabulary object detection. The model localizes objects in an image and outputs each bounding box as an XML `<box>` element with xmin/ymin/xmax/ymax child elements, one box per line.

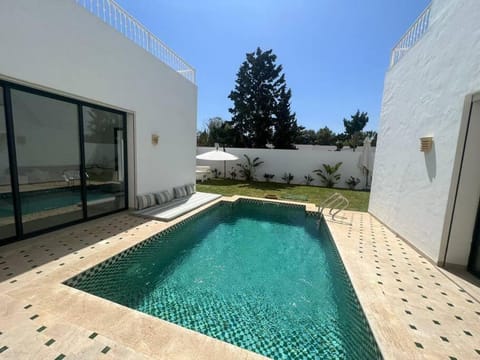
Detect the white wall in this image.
<box><xmin>369</xmin><ymin>0</ymin><xmax>480</xmax><ymax>264</ymax></box>
<box><xmin>197</xmin><ymin>146</ymin><xmax>374</xmax><ymax>189</ymax></box>
<box><xmin>0</xmin><ymin>0</ymin><xmax>197</xmax><ymax>201</ymax></box>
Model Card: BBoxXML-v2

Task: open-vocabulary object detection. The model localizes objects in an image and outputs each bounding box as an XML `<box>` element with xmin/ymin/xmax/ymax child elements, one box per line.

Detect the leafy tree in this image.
<box><xmin>229</xmin><ymin>47</ymin><xmax>297</xmax><ymax>148</ymax></box>
<box><xmin>237</xmin><ymin>154</ymin><xmax>264</xmax><ymax>181</ymax></box>
<box><xmin>272</xmin><ymin>86</ymin><xmax>299</xmax><ymax>149</ymax></box>
<box><xmin>343</xmin><ymin>110</ymin><xmax>369</xmax><ymax>151</ymax></box>
<box><xmin>197</xmin><ymin>117</ymin><xmax>243</xmax><ymax>147</ymax></box>
<box><xmin>316</xmin><ymin>126</ymin><xmax>336</xmax><ymax>145</ymax></box>
<box><xmin>314</xmin><ymin>162</ymin><xmax>343</xmax><ymax>188</ymax></box>
<box><xmin>197</xmin><ymin>130</ymin><xmax>209</xmax><ymax>146</ymax></box>
<box><xmin>295</xmin><ymin>128</ymin><xmax>316</xmax><ymax>144</ymax></box>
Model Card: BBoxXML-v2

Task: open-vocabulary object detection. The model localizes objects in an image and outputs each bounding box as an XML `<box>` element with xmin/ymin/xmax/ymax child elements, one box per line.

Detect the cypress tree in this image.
<box><xmin>229</xmin><ymin>47</ymin><xmax>298</xmax><ymax>148</ymax></box>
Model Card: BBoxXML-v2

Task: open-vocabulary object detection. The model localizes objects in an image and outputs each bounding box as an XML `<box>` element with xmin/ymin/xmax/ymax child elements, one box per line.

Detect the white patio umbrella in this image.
<box><xmin>196</xmin><ymin>149</ymin><xmax>239</xmax><ymax>179</ymax></box>
<box><xmin>359</xmin><ymin>137</ymin><xmax>374</xmax><ymax>189</ymax></box>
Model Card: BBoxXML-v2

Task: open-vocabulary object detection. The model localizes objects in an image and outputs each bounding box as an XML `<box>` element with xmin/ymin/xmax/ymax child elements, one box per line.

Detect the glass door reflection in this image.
<box><xmin>11</xmin><ymin>89</ymin><xmax>83</xmax><ymax>234</ymax></box>
<box><xmin>83</xmin><ymin>106</ymin><xmax>126</xmax><ymax>217</ymax></box>
<box><xmin>0</xmin><ymin>86</ymin><xmax>16</xmax><ymax>240</ymax></box>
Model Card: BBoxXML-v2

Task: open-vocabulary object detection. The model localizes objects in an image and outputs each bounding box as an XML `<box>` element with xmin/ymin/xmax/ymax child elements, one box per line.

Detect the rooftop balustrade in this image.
<box><xmin>75</xmin><ymin>0</ymin><xmax>196</xmax><ymax>83</ymax></box>
<box><xmin>390</xmin><ymin>4</ymin><xmax>432</xmax><ymax>68</ymax></box>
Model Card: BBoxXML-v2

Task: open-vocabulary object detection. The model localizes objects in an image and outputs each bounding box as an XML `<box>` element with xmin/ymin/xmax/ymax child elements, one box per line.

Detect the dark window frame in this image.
<box><xmin>0</xmin><ymin>79</ymin><xmax>129</xmax><ymax>245</ymax></box>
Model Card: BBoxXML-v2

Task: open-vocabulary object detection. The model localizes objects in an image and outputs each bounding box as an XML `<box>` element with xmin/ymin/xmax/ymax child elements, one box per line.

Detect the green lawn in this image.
<box><xmin>196</xmin><ymin>179</ymin><xmax>370</xmax><ymax>212</ymax></box>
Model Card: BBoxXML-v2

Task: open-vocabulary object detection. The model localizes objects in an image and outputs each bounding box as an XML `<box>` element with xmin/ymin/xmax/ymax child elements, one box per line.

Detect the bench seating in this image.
<box><xmin>134</xmin><ymin>191</ymin><xmax>221</xmax><ymax>221</ymax></box>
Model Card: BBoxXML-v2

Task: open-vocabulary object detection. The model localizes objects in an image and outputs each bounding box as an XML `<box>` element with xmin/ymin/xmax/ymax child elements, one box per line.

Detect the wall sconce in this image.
<box><xmin>420</xmin><ymin>136</ymin><xmax>433</xmax><ymax>152</ymax></box>
<box><xmin>151</xmin><ymin>133</ymin><xmax>159</xmax><ymax>146</ymax></box>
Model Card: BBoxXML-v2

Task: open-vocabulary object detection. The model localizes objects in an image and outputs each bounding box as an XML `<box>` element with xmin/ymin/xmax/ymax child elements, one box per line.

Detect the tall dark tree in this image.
<box><xmin>272</xmin><ymin>86</ymin><xmax>299</xmax><ymax>149</ymax></box>
<box><xmin>343</xmin><ymin>110</ymin><xmax>369</xmax><ymax>151</ymax></box>
<box><xmin>229</xmin><ymin>47</ymin><xmax>296</xmax><ymax>148</ymax></box>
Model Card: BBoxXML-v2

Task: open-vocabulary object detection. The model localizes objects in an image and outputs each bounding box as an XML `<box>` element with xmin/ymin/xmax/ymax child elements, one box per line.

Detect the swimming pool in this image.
<box><xmin>66</xmin><ymin>200</ymin><xmax>381</xmax><ymax>359</ymax></box>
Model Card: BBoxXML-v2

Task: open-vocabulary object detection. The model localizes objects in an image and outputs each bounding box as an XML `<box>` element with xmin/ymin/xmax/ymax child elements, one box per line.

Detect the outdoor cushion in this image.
<box><xmin>173</xmin><ymin>185</ymin><xmax>188</xmax><ymax>198</ymax></box>
<box><xmin>184</xmin><ymin>183</ymin><xmax>195</xmax><ymax>195</ymax></box>
<box><xmin>136</xmin><ymin>193</ymin><xmax>156</xmax><ymax>210</ymax></box>
<box><xmin>155</xmin><ymin>190</ymin><xmax>173</xmax><ymax>205</ymax></box>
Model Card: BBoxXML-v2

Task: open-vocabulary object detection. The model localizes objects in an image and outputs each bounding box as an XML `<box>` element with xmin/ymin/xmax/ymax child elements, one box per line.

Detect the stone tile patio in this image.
<box><xmin>0</xmin><ymin>197</ymin><xmax>479</xmax><ymax>359</ymax></box>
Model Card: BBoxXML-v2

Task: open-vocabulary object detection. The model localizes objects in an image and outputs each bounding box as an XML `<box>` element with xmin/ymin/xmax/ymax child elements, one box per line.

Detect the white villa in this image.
<box><xmin>370</xmin><ymin>0</ymin><xmax>480</xmax><ymax>276</ymax></box>
<box><xmin>0</xmin><ymin>0</ymin><xmax>197</xmax><ymax>243</ymax></box>
<box><xmin>0</xmin><ymin>1</ymin><xmax>479</xmax><ymax>359</ymax></box>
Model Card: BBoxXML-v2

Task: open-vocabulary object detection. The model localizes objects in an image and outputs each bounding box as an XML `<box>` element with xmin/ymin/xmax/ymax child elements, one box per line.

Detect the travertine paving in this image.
<box><xmin>325</xmin><ymin>211</ymin><xmax>480</xmax><ymax>360</ymax></box>
<box><xmin>0</xmin><ymin>197</ymin><xmax>479</xmax><ymax>359</ymax></box>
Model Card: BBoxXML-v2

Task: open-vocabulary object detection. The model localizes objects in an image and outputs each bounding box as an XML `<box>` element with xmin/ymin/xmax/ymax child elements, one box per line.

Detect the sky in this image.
<box><xmin>115</xmin><ymin>0</ymin><xmax>430</xmax><ymax>134</ymax></box>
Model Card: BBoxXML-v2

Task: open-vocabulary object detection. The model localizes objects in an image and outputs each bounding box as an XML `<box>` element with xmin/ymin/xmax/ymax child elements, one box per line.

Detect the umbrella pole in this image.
<box><xmin>224</xmin><ymin>160</ymin><xmax>226</xmax><ymax>179</ymax></box>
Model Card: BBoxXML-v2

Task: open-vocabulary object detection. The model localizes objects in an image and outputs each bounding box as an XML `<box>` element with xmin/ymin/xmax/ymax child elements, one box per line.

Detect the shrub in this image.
<box><xmin>237</xmin><ymin>154</ymin><xmax>264</xmax><ymax>181</ymax></box>
<box><xmin>281</xmin><ymin>172</ymin><xmax>294</xmax><ymax>184</ymax></box>
<box><xmin>304</xmin><ymin>174</ymin><xmax>314</xmax><ymax>185</ymax></box>
<box><xmin>314</xmin><ymin>162</ymin><xmax>343</xmax><ymax>188</ymax></box>
<box><xmin>335</xmin><ymin>140</ymin><xmax>344</xmax><ymax>151</ymax></box>
<box><xmin>229</xmin><ymin>167</ymin><xmax>237</xmax><ymax>180</ymax></box>
<box><xmin>212</xmin><ymin>168</ymin><xmax>221</xmax><ymax>178</ymax></box>
<box><xmin>346</xmin><ymin>176</ymin><xmax>361</xmax><ymax>190</ymax></box>
<box><xmin>264</xmin><ymin>173</ymin><xmax>275</xmax><ymax>182</ymax></box>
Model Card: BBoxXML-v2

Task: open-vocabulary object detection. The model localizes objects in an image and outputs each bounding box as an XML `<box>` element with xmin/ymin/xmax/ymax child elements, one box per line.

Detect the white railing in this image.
<box><xmin>75</xmin><ymin>0</ymin><xmax>196</xmax><ymax>84</ymax></box>
<box><xmin>390</xmin><ymin>4</ymin><xmax>432</xmax><ymax>68</ymax></box>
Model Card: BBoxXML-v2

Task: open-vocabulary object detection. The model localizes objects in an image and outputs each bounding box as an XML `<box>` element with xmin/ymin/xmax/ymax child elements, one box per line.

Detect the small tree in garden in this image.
<box><xmin>229</xmin><ymin>167</ymin><xmax>237</xmax><ymax>180</ymax></box>
<box><xmin>314</xmin><ymin>162</ymin><xmax>343</xmax><ymax>188</ymax></box>
<box><xmin>237</xmin><ymin>154</ymin><xmax>264</xmax><ymax>181</ymax></box>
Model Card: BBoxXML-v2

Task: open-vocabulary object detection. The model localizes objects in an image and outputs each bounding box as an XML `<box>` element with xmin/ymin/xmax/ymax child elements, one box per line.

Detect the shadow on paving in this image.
<box><xmin>0</xmin><ymin>211</ymin><xmax>151</xmax><ymax>280</ymax></box>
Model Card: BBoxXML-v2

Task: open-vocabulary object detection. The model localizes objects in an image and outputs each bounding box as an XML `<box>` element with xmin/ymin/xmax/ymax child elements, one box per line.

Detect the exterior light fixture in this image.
<box><xmin>152</xmin><ymin>133</ymin><xmax>159</xmax><ymax>145</ymax></box>
<box><xmin>420</xmin><ymin>136</ymin><xmax>433</xmax><ymax>152</ymax></box>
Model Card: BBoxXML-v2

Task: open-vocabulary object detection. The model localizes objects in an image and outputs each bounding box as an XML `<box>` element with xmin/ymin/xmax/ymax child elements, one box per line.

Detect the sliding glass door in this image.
<box><xmin>0</xmin><ymin>86</ymin><xmax>16</xmax><ymax>240</ymax></box>
<box><xmin>0</xmin><ymin>81</ymin><xmax>128</xmax><ymax>243</ymax></box>
<box><xmin>10</xmin><ymin>89</ymin><xmax>84</xmax><ymax>233</ymax></box>
<box><xmin>83</xmin><ymin>106</ymin><xmax>126</xmax><ymax>217</ymax></box>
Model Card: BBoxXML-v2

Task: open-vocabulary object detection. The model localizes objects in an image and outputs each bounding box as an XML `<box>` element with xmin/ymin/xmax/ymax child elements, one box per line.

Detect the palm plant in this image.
<box><xmin>314</xmin><ymin>162</ymin><xmax>343</xmax><ymax>188</ymax></box>
<box><xmin>237</xmin><ymin>154</ymin><xmax>264</xmax><ymax>181</ymax></box>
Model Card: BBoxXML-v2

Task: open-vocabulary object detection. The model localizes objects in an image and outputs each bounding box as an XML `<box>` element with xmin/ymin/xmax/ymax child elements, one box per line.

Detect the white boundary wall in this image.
<box><xmin>197</xmin><ymin>146</ymin><xmax>375</xmax><ymax>189</ymax></box>
<box><xmin>0</xmin><ymin>0</ymin><xmax>197</xmax><ymax>205</ymax></box>
<box><xmin>369</xmin><ymin>0</ymin><xmax>480</xmax><ymax>264</ymax></box>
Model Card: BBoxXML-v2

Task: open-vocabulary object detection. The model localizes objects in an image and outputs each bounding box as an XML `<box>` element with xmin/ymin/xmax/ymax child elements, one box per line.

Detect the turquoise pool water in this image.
<box><xmin>66</xmin><ymin>200</ymin><xmax>381</xmax><ymax>359</ymax></box>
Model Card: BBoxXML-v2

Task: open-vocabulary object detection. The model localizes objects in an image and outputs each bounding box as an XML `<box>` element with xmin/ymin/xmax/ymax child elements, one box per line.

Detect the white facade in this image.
<box><xmin>0</xmin><ymin>0</ymin><xmax>197</xmax><ymax>205</ymax></box>
<box><xmin>197</xmin><ymin>146</ymin><xmax>374</xmax><ymax>189</ymax></box>
<box><xmin>369</xmin><ymin>0</ymin><xmax>480</xmax><ymax>265</ymax></box>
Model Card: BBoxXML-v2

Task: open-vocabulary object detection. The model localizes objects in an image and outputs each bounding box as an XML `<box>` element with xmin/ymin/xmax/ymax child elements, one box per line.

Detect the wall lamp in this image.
<box><xmin>420</xmin><ymin>136</ymin><xmax>433</xmax><ymax>152</ymax></box>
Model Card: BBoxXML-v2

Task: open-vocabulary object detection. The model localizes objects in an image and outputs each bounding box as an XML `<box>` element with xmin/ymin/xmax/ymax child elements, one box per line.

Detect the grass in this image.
<box><xmin>196</xmin><ymin>179</ymin><xmax>370</xmax><ymax>212</ymax></box>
